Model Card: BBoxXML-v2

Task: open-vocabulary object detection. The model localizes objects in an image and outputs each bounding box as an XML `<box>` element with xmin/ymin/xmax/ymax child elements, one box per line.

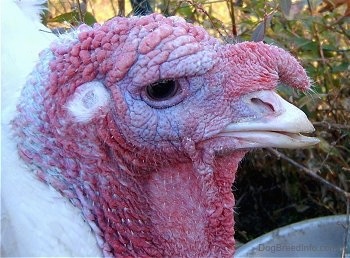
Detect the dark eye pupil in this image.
<box><xmin>146</xmin><ymin>80</ymin><xmax>178</xmax><ymax>101</ymax></box>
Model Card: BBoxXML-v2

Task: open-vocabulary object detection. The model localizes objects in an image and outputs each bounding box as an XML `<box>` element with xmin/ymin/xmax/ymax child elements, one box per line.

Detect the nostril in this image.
<box><xmin>251</xmin><ymin>97</ymin><xmax>276</xmax><ymax>113</ymax></box>
<box><xmin>243</xmin><ymin>90</ymin><xmax>284</xmax><ymax>116</ymax></box>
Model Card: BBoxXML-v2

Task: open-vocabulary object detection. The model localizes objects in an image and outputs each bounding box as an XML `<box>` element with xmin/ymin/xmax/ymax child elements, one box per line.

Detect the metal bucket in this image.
<box><xmin>235</xmin><ymin>215</ymin><xmax>349</xmax><ymax>257</ymax></box>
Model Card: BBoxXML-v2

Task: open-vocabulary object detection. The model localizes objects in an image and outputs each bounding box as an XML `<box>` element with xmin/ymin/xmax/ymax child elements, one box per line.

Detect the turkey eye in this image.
<box><xmin>146</xmin><ymin>80</ymin><xmax>178</xmax><ymax>101</ymax></box>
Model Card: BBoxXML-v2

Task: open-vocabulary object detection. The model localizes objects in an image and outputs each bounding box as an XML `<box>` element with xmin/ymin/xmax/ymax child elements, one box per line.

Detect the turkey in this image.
<box><xmin>1</xmin><ymin>1</ymin><xmax>319</xmax><ymax>257</ymax></box>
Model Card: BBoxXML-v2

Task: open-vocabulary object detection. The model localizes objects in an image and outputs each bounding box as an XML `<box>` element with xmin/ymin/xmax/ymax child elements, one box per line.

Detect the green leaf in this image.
<box><xmin>322</xmin><ymin>45</ymin><xmax>337</xmax><ymax>51</ymax></box>
<box><xmin>252</xmin><ymin>22</ymin><xmax>265</xmax><ymax>42</ymax></box>
<box><xmin>176</xmin><ymin>6</ymin><xmax>193</xmax><ymax>18</ymax></box>
<box><xmin>280</xmin><ymin>0</ymin><xmax>292</xmax><ymax>18</ymax></box>
<box><xmin>318</xmin><ymin>137</ymin><xmax>341</xmax><ymax>157</ymax></box>
<box><xmin>252</xmin><ymin>15</ymin><xmax>272</xmax><ymax>42</ymax></box>
<box><xmin>83</xmin><ymin>12</ymin><xmax>97</xmax><ymax>25</ymax></box>
<box><xmin>49</xmin><ymin>11</ymin><xmax>97</xmax><ymax>26</ymax></box>
<box><xmin>293</xmin><ymin>37</ymin><xmax>318</xmax><ymax>52</ymax></box>
<box><xmin>332</xmin><ymin>63</ymin><xmax>350</xmax><ymax>73</ymax></box>
<box><xmin>49</xmin><ymin>11</ymin><xmax>79</xmax><ymax>23</ymax></box>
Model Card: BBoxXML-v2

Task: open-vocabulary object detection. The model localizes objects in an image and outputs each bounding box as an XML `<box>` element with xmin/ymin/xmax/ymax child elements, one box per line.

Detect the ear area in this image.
<box><xmin>66</xmin><ymin>81</ymin><xmax>111</xmax><ymax>123</ymax></box>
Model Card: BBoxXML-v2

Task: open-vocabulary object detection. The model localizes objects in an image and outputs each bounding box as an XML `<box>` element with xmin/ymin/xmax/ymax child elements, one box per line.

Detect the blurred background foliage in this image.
<box><xmin>44</xmin><ymin>0</ymin><xmax>349</xmax><ymax>243</ymax></box>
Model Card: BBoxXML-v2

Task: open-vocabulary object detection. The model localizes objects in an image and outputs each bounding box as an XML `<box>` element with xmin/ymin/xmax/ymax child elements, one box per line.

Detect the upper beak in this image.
<box><xmin>218</xmin><ymin>91</ymin><xmax>320</xmax><ymax>149</ymax></box>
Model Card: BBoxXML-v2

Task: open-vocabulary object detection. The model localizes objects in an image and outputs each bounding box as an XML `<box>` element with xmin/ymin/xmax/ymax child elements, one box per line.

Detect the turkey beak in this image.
<box><xmin>218</xmin><ymin>90</ymin><xmax>319</xmax><ymax>149</ymax></box>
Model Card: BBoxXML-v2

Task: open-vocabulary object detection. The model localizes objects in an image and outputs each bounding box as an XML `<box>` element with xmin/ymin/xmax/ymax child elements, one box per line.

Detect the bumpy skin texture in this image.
<box><xmin>13</xmin><ymin>14</ymin><xmax>310</xmax><ymax>257</ymax></box>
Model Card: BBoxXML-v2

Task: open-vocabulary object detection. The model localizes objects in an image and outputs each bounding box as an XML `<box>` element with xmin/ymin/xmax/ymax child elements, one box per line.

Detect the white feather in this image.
<box><xmin>1</xmin><ymin>1</ymin><xmax>102</xmax><ymax>256</ymax></box>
